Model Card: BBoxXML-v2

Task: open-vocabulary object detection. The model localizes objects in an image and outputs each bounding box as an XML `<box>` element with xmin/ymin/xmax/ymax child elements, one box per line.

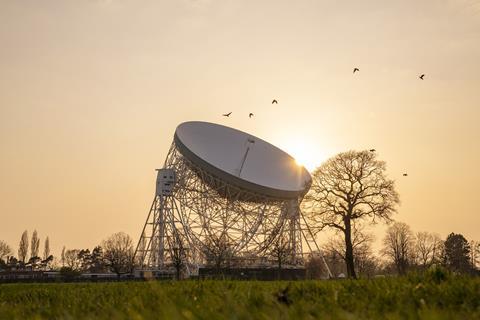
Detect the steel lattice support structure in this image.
<box><xmin>134</xmin><ymin>141</ymin><xmax>331</xmax><ymax>277</ymax></box>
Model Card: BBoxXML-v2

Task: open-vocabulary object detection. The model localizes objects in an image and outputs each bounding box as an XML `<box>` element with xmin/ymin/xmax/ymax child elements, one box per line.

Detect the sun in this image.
<box><xmin>278</xmin><ymin>138</ymin><xmax>324</xmax><ymax>172</ymax></box>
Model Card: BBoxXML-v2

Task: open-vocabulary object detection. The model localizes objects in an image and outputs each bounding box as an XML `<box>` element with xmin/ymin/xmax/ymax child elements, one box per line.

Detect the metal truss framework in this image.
<box><xmin>134</xmin><ymin>142</ymin><xmax>332</xmax><ymax>277</ymax></box>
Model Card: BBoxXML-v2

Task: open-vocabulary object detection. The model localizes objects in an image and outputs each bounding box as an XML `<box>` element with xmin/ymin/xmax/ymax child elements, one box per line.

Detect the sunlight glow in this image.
<box><xmin>278</xmin><ymin>137</ymin><xmax>325</xmax><ymax>172</ymax></box>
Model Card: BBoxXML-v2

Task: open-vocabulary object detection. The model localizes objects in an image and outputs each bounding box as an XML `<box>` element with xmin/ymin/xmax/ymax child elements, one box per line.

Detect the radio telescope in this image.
<box><xmin>134</xmin><ymin>121</ymin><xmax>330</xmax><ymax>277</ymax></box>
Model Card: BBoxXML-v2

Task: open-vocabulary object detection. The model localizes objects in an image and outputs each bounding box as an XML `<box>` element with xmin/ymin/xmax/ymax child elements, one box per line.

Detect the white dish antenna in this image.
<box><xmin>174</xmin><ymin>121</ymin><xmax>312</xmax><ymax>199</ymax></box>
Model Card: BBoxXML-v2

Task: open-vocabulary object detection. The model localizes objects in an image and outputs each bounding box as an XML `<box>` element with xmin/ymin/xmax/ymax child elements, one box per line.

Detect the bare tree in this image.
<box><xmin>102</xmin><ymin>232</ymin><xmax>134</xmax><ymax>276</ymax></box>
<box><xmin>352</xmin><ymin>231</ymin><xmax>378</xmax><ymax>278</ymax></box>
<box><xmin>43</xmin><ymin>237</ymin><xmax>50</xmax><ymax>261</ymax></box>
<box><xmin>61</xmin><ymin>246</ymin><xmax>66</xmax><ymax>267</ymax></box>
<box><xmin>0</xmin><ymin>240</ymin><xmax>12</xmax><ymax>262</ymax></box>
<box><xmin>304</xmin><ymin>150</ymin><xmax>399</xmax><ymax>278</ymax></box>
<box><xmin>324</xmin><ymin>223</ymin><xmax>374</xmax><ymax>261</ymax></box>
<box><xmin>270</xmin><ymin>233</ymin><xmax>293</xmax><ymax>279</ymax></box>
<box><xmin>472</xmin><ymin>241</ymin><xmax>480</xmax><ymax>269</ymax></box>
<box><xmin>202</xmin><ymin>233</ymin><xmax>234</xmax><ymax>272</ymax></box>
<box><xmin>30</xmin><ymin>230</ymin><xmax>40</xmax><ymax>259</ymax></box>
<box><xmin>64</xmin><ymin>249</ymin><xmax>82</xmax><ymax>271</ymax></box>
<box><xmin>415</xmin><ymin>232</ymin><xmax>443</xmax><ymax>268</ymax></box>
<box><xmin>170</xmin><ymin>237</ymin><xmax>188</xmax><ymax>280</ymax></box>
<box><xmin>18</xmin><ymin>230</ymin><xmax>29</xmax><ymax>263</ymax></box>
<box><xmin>468</xmin><ymin>240</ymin><xmax>480</xmax><ymax>270</ymax></box>
<box><xmin>305</xmin><ymin>252</ymin><xmax>333</xmax><ymax>279</ymax></box>
<box><xmin>355</xmin><ymin>251</ymin><xmax>379</xmax><ymax>278</ymax></box>
<box><xmin>382</xmin><ymin>222</ymin><xmax>414</xmax><ymax>274</ymax></box>
<box><xmin>171</xmin><ymin>246</ymin><xmax>185</xmax><ymax>280</ymax></box>
<box><xmin>324</xmin><ymin>250</ymin><xmax>346</xmax><ymax>278</ymax></box>
<box><xmin>323</xmin><ymin>223</ymin><xmax>377</xmax><ymax>278</ymax></box>
<box><xmin>474</xmin><ymin>241</ymin><xmax>480</xmax><ymax>270</ymax></box>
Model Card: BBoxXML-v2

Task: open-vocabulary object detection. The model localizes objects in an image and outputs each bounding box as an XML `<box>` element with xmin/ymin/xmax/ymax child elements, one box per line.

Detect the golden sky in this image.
<box><xmin>1</xmin><ymin>0</ymin><xmax>479</xmax><ymax>256</ymax></box>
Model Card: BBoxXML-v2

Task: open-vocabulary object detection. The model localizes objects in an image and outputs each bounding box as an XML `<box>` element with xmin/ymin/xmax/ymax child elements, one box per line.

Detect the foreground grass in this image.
<box><xmin>0</xmin><ymin>275</ymin><xmax>479</xmax><ymax>319</ymax></box>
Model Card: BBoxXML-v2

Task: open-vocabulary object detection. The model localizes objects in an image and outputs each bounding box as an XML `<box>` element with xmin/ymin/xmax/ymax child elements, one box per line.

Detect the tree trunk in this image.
<box><xmin>278</xmin><ymin>259</ymin><xmax>282</xmax><ymax>280</ymax></box>
<box><xmin>344</xmin><ymin>217</ymin><xmax>357</xmax><ymax>279</ymax></box>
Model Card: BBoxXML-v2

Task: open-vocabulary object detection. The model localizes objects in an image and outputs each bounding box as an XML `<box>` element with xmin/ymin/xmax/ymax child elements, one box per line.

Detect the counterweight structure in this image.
<box><xmin>134</xmin><ymin>122</ymin><xmax>331</xmax><ymax>277</ymax></box>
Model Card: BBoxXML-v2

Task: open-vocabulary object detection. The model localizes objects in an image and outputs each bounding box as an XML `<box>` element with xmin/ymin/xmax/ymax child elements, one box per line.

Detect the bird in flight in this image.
<box><xmin>369</xmin><ymin>149</ymin><xmax>376</xmax><ymax>152</ymax></box>
<box><xmin>272</xmin><ymin>99</ymin><xmax>278</xmax><ymax>104</ymax></box>
<box><xmin>419</xmin><ymin>74</ymin><xmax>425</xmax><ymax>80</ymax></box>
<box><xmin>222</xmin><ymin>112</ymin><xmax>232</xmax><ymax>117</ymax></box>
<box><xmin>249</xmin><ymin>113</ymin><xmax>254</xmax><ymax>118</ymax></box>
<box><xmin>353</xmin><ymin>68</ymin><xmax>360</xmax><ymax>73</ymax></box>
<box><xmin>403</xmin><ymin>173</ymin><xmax>408</xmax><ymax>177</ymax></box>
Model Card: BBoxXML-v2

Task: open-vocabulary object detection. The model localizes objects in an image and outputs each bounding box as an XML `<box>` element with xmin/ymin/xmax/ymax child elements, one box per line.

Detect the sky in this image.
<box><xmin>1</xmin><ymin>0</ymin><xmax>479</xmax><ymax>257</ymax></box>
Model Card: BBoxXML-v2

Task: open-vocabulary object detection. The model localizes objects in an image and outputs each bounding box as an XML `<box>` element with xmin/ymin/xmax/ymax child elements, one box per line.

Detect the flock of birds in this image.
<box><xmin>221</xmin><ymin>68</ymin><xmax>420</xmax><ymax>178</ymax></box>
<box><xmin>222</xmin><ymin>99</ymin><xmax>278</xmax><ymax>119</ymax></box>
<box><xmin>354</xmin><ymin>67</ymin><xmax>425</xmax><ymax>80</ymax></box>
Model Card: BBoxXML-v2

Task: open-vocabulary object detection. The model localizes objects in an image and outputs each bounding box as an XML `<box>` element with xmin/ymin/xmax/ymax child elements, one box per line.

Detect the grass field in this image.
<box><xmin>0</xmin><ymin>273</ymin><xmax>479</xmax><ymax>319</ymax></box>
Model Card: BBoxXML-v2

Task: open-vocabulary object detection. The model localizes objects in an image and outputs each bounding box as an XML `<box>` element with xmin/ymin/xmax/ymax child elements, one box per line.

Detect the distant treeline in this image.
<box><xmin>0</xmin><ymin>231</ymin><xmax>134</xmax><ymax>277</ymax></box>
<box><xmin>1</xmin><ymin>224</ymin><xmax>479</xmax><ymax>280</ymax></box>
